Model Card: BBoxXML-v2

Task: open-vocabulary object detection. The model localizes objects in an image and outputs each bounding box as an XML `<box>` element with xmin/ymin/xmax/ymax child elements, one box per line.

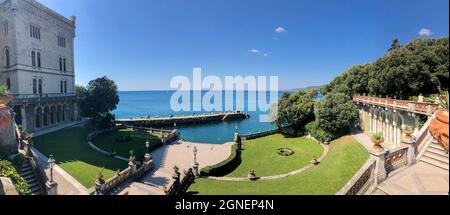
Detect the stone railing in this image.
<box><xmin>122</xmin><ymin>125</ymin><xmax>180</xmax><ymax>145</ymax></box>
<box><xmin>241</xmin><ymin>128</ymin><xmax>280</xmax><ymax>140</ymax></box>
<box><xmin>353</xmin><ymin>95</ymin><xmax>438</xmax><ymax>115</ymax></box>
<box><xmin>96</xmin><ymin>159</ymin><xmax>153</xmax><ymax>195</ymax></box>
<box><xmin>337</xmin><ymin>158</ymin><xmax>377</xmax><ymax>195</ymax></box>
<box><xmin>385</xmin><ymin>146</ymin><xmax>409</xmax><ymax>174</ymax></box>
<box><xmin>414</xmin><ymin>116</ymin><xmax>433</xmax><ymax>156</ymax></box>
<box><xmin>163</xmin><ymin>168</ymin><xmax>195</xmax><ymax>195</ymax></box>
<box><xmin>29</xmin><ymin>146</ymin><xmax>49</xmax><ymax>195</ymax></box>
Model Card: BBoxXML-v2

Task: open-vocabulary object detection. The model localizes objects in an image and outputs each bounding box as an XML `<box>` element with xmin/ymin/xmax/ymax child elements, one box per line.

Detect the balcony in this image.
<box><xmin>10</xmin><ymin>93</ymin><xmax>78</xmax><ymax>106</ymax></box>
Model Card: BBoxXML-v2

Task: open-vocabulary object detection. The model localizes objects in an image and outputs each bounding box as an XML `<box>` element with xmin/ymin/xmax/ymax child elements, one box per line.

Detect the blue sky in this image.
<box><xmin>38</xmin><ymin>0</ymin><xmax>449</xmax><ymax>91</ymax></box>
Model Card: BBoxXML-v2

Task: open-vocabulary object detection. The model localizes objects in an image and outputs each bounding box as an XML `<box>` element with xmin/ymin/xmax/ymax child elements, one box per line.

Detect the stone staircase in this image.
<box><xmin>419</xmin><ymin>141</ymin><xmax>449</xmax><ymax>170</ymax></box>
<box><xmin>19</xmin><ymin>159</ymin><xmax>44</xmax><ymax>195</ymax></box>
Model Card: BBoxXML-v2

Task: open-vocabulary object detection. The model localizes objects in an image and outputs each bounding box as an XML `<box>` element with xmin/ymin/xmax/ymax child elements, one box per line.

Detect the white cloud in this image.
<box><xmin>249</xmin><ymin>49</ymin><xmax>261</xmax><ymax>54</ymax></box>
<box><xmin>263</xmin><ymin>53</ymin><xmax>269</xmax><ymax>57</ymax></box>
<box><xmin>275</xmin><ymin>26</ymin><xmax>287</xmax><ymax>33</ymax></box>
<box><xmin>419</xmin><ymin>28</ymin><xmax>433</xmax><ymax>36</ymax></box>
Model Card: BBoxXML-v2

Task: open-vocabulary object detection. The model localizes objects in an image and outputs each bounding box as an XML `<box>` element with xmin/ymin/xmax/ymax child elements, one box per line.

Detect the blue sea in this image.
<box><xmin>114</xmin><ymin>91</ymin><xmax>280</xmax><ymax>144</ymax></box>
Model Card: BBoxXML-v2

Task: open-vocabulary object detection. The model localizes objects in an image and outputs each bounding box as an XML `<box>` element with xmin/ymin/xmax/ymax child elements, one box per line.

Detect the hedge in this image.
<box><xmin>305</xmin><ymin>121</ymin><xmax>334</xmax><ymax>143</ymax></box>
<box><xmin>200</xmin><ymin>144</ymin><xmax>241</xmax><ymax>176</ymax></box>
<box><xmin>0</xmin><ymin>160</ymin><xmax>31</xmax><ymax>195</ymax></box>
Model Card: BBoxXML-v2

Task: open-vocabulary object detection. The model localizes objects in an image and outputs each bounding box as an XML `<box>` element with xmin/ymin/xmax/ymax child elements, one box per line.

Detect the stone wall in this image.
<box><xmin>0</xmin><ymin>109</ymin><xmax>18</xmax><ymax>156</ymax></box>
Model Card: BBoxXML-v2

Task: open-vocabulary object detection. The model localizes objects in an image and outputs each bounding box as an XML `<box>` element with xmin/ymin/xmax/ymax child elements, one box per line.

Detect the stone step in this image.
<box><xmin>420</xmin><ymin>156</ymin><xmax>449</xmax><ymax>170</ymax></box>
<box><xmin>25</xmin><ymin>177</ymin><xmax>37</xmax><ymax>185</ymax></box>
<box><xmin>21</xmin><ymin>166</ymin><xmax>32</xmax><ymax>172</ymax></box>
<box><xmin>429</xmin><ymin>143</ymin><xmax>447</xmax><ymax>152</ymax></box>
<box><xmin>22</xmin><ymin>174</ymin><xmax>35</xmax><ymax>181</ymax></box>
<box><xmin>423</xmin><ymin>151</ymin><xmax>449</xmax><ymax>164</ymax></box>
<box><xmin>426</xmin><ymin>147</ymin><xmax>449</xmax><ymax>158</ymax></box>
<box><xmin>20</xmin><ymin>170</ymin><xmax>34</xmax><ymax>177</ymax></box>
<box><xmin>29</xmin><ymin>185</ymin><xmax>42</xmax><ymax>194</ymax></box>
<box><xmin>21</xmin><ymin>162</ymin><xmax>31</xmax><ymax>168</ymax></box>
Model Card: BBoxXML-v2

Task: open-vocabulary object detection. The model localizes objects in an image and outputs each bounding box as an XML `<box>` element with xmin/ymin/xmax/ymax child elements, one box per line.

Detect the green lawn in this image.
<box><xmin>187</xmin><ymin>136</ymin><xmax>369</xmax><ymax>195</ymax></box>
<box><xmin>33</xmin><ymin>126</ymin><xmax>128</xmax><ymax>188</ymax></box>
<box><xmin>92</xmin><ymin>128</ymin><xmax>161</xmax><ymax>159</ymax></box>
<box><xmin>227</xmin><ymin>134</ymin><xmax>323</xmax><ymax>177</ymax></box>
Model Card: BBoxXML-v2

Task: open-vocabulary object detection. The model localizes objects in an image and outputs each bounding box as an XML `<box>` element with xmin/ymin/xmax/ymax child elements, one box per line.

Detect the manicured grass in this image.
<box><xmin>187</xmin><ymin>136</ymin><xmax>369</xmax><ymax>195</ymax></box>
<box><xmin>33</xmin><ymin>126</ymin><xmax>128</xmax><ymax>188</ymax></box>
<box><xmin>227</xmin><ymin>134</ymin><xmax>323</xmax><ymax>177</ymax></box>
<box><xmin>92</xmin><ymin>128</ymin><xmax>161</xmax><ymax>159</ymax></box>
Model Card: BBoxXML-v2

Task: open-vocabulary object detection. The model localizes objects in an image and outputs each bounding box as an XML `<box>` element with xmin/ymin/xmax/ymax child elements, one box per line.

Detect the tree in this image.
<box><xmin>272</xmin><ymin>89</ymin><xmax>317</xmax><ymax>134</ymax></box>
<box><xmin>388</xmin><ymin>39</ymin><xmax>401</xmax><ymax>52</ymax></box>
<box><xmin>81</xmin><ymin>76</ymin><xmax>119</xmax><ymax>128</ymax></box>
<box><xmin>315</xmin><ymin>92</ymin><xmax>359</xmax><ymax>135</ymax></box>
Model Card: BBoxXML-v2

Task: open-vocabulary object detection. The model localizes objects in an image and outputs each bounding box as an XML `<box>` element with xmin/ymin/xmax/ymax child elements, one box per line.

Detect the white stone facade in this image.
<box><xmin>0</xmin><ymin>0</ymin><xmax>79</xmax><ymax>132</ymax></box>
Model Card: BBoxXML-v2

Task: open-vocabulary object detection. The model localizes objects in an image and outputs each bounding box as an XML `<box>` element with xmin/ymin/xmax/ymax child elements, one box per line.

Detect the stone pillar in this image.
<box><xmin>370</xmin><ymin>149</ymin><xmax>388</xmax><ymax>184</ymax></box>
<box><xmin>45</xmin><ymin>181</ymin><xmax>58</xmax><ymax>195</ymax></box>
<box><xmin>402</xmin><ymin>138</ymin><xmax>417</xmax><ymax>166</ymax></box>
<box><xmin>20</xmin><ymin>106</ymin><xmax>27</xmax><ymax>131</ymax></box>
<box><xmin>414</xmin><ymin>115</ymin><xmax>419</xmax><ymax>135</ymax></box>
<box><xmin>369</xmin><ymin>114</ymin><xmax>373</xmax><ymax>133</ymax></box>
<box><xmin>193</xmin><ymin>162</ymin><xmax>199</xmax><ymax>178</ymax></box>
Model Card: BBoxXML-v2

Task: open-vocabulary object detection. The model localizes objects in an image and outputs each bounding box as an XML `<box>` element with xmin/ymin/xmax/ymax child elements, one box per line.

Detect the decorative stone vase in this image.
<box><xmin>0</xmin><ymin>95</ymin><xmax>13</xmax><ymax>129</ymax></box>
<box><xmin>429</xmin><ymin>110</ymin><xmax>449</xmax><ymax>153</ymax></box>
<box><xmin>371</xmin><ymin>137</ymin><xmax>384</xmax><ymax>152</ymax></box>
<box><xmin>403</xmin><ymin>129</ymin><xmax>414</xmax><ymax>140</ymax></box>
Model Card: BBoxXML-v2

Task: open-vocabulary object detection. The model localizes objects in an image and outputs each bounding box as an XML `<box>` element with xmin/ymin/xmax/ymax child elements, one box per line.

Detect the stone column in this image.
<box><xmin>46</xmin><ymin>181</ymin><xmax>58</xmax><ymax>195</ymax></box>
<box><xmin>20</xmin><ymin>106</ymin><xmax>27</xmax><ymax>131</ymax></box>
<box><xmin>403</xmin><ymin>138</ymin><xmax>417</xmax><ymax>166</ymax></box>
<box><xmin>393</xmin><ymin>123</ymin><xmax>398</xmax><ymax>147</ymax></box>
<box><xmin>370</xmin><ymin>149</ymin><xmax>388</xmax><ymax>184</ymax></box>
<box><xmin>369</xmin><ymin>114</ymin><xmax>373</xmax><ymax>133</ymax></box>
<box><xmin>414</xmin><ymin>115</ymin><xmax>419</xmax><ymax>134</ymax></box>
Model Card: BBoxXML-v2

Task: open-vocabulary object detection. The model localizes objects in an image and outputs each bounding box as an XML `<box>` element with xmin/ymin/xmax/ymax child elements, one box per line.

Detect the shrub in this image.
<box><xmin>0</xmin><ymin>160</ymin><xmax>31</xmax><ymax>195</ymax></box>
<box><xmin>200</xmin><ymin>144</ymin><xmax>241</xmax><ymax>176</ymax></box>
<box><xmin>0</xmin><ymin>84</ymin><xmax>9</xmax><ymax>96</ymax></box>
<box><xmin>305</xmin><ymin>121</ymin><xmax>334</xmax><ymax>143</ymax></box>
<box><xmin>372</xmin><ymin>132</ymin><xmax>382</xmax><ymax>141</ymax></box>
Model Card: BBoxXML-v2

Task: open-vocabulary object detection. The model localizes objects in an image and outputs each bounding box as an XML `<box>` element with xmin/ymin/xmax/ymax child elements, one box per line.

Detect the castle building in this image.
<box><xmin>0</xmin><ymin>0</ymin><xmax>79</xmax><ymax>132</ymax></box>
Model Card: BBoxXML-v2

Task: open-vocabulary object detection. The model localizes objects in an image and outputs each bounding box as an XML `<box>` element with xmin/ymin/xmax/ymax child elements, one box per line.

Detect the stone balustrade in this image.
<box><xmin>353</xmin><ymin>95</ymin><xmax>438</xmax><ymax>116</ymax></box>
<box><xmin>96</xmin><ymin>159</ymin><xmax>153</xmax><ymax>195</ymax></box>
<box><xmin>337</xmin><ymin>158</ymin><xmax>377</xmax><ymax>195</ymax></box>
<box><xmin>163</xmin><ymin>168</ymin><xmax>195</xmax><ymax>195</ymax></box>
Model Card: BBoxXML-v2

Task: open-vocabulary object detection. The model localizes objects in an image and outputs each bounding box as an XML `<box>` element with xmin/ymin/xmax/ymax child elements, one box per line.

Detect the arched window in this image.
<box><xmin>31</xmin><ymin>51</ymin><xmax>36</xmax><ymax>67</ymax></box>
<box><xmin>64</xmin><ymin>80</ymin><xmax>67</xmax><ymax>94</ymax></box>
<box><xmin>57</xmin><ymin>105</ymin><xmax>62</xmax><ymax>123</ymax></box>
<box><xmin>38</xmin><ymin>79</ymin><xmax>43</xmax><ymax>95</ymax></box>
<box><xmin>5</xmin><ymin>48</ymin><xmax>10</xmax><ymax>68</ymax></box>
<box><xmin>37</xmin><ymin>52</ymin><xmax>41</xmax><ymax>68</ymax></box>
<box><xmin>50</xmin><ymin>106</ymin><xmax>56</xmax><ymax>125</ymax></box>
<box><xmin>6</xmin><ymin>78</ymin><xmax>10</xmax><ymax>90</ymax></box>
<box><xmin>33</xmin><ymin>79</ymin><xmax>37</xmax><ymax>94</ymax></box>
<box><xmin>43</xmin><ymin>106</ymin><xmax>49</xmax><ymax>127</ymax></box>
<box><xmin>60</xmin><ymin>80</ymin><xmax>64</xmax><ymax>93</ymax></box>
<box><xmin>35</xmin><ymin>107</ymin><xmax>42</xmax><ymax>128</ymax></box>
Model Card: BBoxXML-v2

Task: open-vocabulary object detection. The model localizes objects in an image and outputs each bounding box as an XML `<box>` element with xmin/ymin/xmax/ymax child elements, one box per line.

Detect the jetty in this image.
<box><xmin>116</xmin><ymin>111</ymin><xmax>250</xmax><ymax>127</ymax></box>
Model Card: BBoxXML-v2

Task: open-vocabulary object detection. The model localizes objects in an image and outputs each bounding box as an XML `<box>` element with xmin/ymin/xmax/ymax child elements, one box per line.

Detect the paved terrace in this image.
<box><xmin>118</xmin><ymin>140</ymin><xmax>234</xmax><ymax>195</ymax></box>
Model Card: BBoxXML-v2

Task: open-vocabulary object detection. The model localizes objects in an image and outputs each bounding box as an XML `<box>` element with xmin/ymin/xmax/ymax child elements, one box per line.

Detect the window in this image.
<box><xmin>3</xmin><ymin>22</ymin><xmax>8</xmax><ymax>36</ymax></box>
<box><xmin>38</xmin><ymin>79</ymin><xmax>43</xmax><ymax>94</ymax></box>
<box><xmin>60</xmin><ymin>80</ymin><xmax>63</xmax><ymax>93</ymax></box>
<box><xmin>63</xmin><ymin>58</ymin><xmax>66</xmax><ymax>72</ymax></box>
<box><xmin>58</xmin><ymin>36</ymin><xmax>66</xmax><ymax>48</ymax></box>
<box><xmin>30</xmin><ymin>25</ymin><xmax>41</xmax><ymax>40</ymax></box>
<box><xmin>33</xmin><ymin>79</ymin><xmax>37</xmax><ymax>94</ymax></box>
<box><xmin>37</xmin><ymin>52</ymin><xmax>41</xmax><ymax>68</ymax></box>
<box><xmin>31</xmin><ymin>51</ymin><xmax>36</xmax><ymax>67</ymax></box>
<box><xmin>64</xmin><ymin>80</ymin><xmax>67</xmax><ymax>94</ymax></box>
<box><xmin>6</xmin><ymin>78</ymin><xmax>10</xmax><ymax>90</ymax></box>
<box><xmin>4</xmin><ymin>48</ymin><xmax>10</xmax><ymax>68</ymax></box>
<box><xmin>59</xmin><ymin>57</ymin><xmax>63</xmax><ymax>71</ymax></box>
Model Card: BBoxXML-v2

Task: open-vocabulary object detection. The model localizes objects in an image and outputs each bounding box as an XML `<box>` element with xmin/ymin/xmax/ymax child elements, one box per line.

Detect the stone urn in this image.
<box><xmin>403</xmin><ymin>126</ymin><xmax>414</xmax><ymax>140</ymax></box>
<box><xmin>429</xmin><ymin>110</ymin><xmax>449</xmax><ymax>153</ymax></box>
<box><xmin>0</xmin><ymin>95</ymin><xmax>13</xmax><ymax>129</ymax></box>
<box><xmin>248</xmin><ymin>170</ymin><xmax>257</xmax><ymax>181</ymax></box>
<box><xmin>371</xmin><ymin>133</ymin><xmax>384</xmax><ymax>152</ymax></box>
